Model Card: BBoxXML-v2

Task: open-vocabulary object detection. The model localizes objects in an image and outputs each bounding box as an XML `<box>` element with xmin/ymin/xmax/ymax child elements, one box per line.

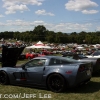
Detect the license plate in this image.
<box><xmin>87</xmin><ymin>70</ymin><xmax>91</xmax><ymax>75</ymax></box>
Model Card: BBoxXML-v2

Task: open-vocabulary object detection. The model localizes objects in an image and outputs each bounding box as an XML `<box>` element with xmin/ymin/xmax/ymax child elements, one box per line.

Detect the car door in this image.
<box><xmin>13</xmin><ymin>59</ymin><xmax>46</xmax><ymax>85</ymax></box>
<box><xmin>12</xmin><ymin>68</ymin><xmax>28</xmax><ymax>84</ymax></box>
<box><xmin>24</xmin><ymin>66</ymin><xmax>45</xmax><ymax>85</ymax></box>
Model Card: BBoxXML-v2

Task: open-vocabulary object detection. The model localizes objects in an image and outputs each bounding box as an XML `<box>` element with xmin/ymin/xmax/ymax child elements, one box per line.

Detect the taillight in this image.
<box><xmin>78</xmin><ymin>65</ymin><xmax>85</xmax><ymax>72</ymax></box>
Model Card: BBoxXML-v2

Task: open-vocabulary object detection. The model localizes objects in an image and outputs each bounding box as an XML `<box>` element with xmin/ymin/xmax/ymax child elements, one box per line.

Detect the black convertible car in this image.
<box><xmin>62</xmin><ymin>53</ymin><xmax>100</xmax><ymax>73</ymax></box>
<box><xmin>0</xmin><ymin>47</ymin><xmax>26</xmax><ymax>63</ymax></box>
<box><xmin>1</xmin><ymin>45</ymin><xmax>25</xmax><ymax>67</ymax></box>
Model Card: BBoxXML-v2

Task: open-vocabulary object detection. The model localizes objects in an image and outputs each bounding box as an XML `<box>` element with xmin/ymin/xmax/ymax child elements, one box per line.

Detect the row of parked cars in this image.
<box><xmin>62</xmin><ymin>51</ymin><xmax>100</xmax><ymax>73</ymax></box>
<box><xmin>0</xmin><ymin>46</ymin><xmax>100</xmax><ymax>93</ymax></box>
<box><xmin>0</xmin><ymin>49</ymin><xmax>54</xmax><ymax>62</ymax></box>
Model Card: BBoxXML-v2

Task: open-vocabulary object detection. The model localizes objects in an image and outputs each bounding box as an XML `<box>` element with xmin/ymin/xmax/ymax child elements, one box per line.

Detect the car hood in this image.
<box><xmin>2</xmin><ymin>45</ymin><xmax>25</xmax><ymax>67</ymax></box>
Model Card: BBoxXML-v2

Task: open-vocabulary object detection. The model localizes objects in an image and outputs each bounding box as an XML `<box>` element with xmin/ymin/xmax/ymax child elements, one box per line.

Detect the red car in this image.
<box><xmin>26</xmin><ymin>50</ymin><xmax>54</xmax><ymax>59</ymax></box>
<box><xmin>25</xmin><ymin>53</ymin><xmax>38</xmax><ymax>59</ymax></box>
<box><xmin>42</xmin><ymin>50</ymin><xmax>54</xmax><ymax>55</ymax></box>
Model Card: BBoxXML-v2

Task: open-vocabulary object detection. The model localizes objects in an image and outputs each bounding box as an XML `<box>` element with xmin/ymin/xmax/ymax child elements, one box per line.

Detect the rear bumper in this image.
<box><xmin>67</xmin><ymin>70</ymin><xmax>92</xmax><ymax>87</ymax></box>
<box><xmin>75</xmin><ymin>71</ymin><xmax>91</xmax><ymax>86</ymax></box>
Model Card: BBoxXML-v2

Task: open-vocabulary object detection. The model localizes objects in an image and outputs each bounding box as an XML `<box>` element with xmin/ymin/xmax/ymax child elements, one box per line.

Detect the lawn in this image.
<box><xmin>0</xmin><ymin>60</ymin><xmax>100</xmax><ymax>100</ymax></box>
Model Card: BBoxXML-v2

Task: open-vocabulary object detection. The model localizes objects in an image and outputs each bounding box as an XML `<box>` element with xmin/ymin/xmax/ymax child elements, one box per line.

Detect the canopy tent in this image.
<box><xmin>34</xmin><ymin>41</ymin><xmax>44</xmax><ymax>46</ymax></box>
<box><xmin>76</xmin><ymin>46</ymin><xmax>84</xmax><ymax>50</ymax></box>
<box><xmin>26</xmin><ymin>41</ymin><xmax>51</xmax><ymax>49</ymax></box>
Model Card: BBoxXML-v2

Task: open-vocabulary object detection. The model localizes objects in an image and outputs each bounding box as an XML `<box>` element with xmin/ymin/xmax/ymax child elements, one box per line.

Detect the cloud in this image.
<box><xmin>2</xmin><ymin>0</ymin><xmax>43</xmax><ymax>7</ymax></box>
<box><xmin>2</xmin><ymin>0</ymin><xmax>43</xmax><ymax>14</ymax></box>
<box><xmin>0</xmin><ymin>19</ymin><xmax>93</xmax><ymax>32</ymax></box>
<box><xmin>49</xmin><ymin>23</ymin><xmax>92</xmax><ymax>32</ymax></box>
<box><xmin>35</xmin><ymin>9</ymin><xmax>55</xmax><ymax>16</ymax></box>
<box><xmin>82</xmin><ymin>10</ymin><xmax>99</xmax><ymax>14</ymax></box>
<box><xmin>0</xmin><ymin>14</ymin><xmax>5</xmax><ymax>17</ymax></box>
<box><xmin>65</xmin><ymin>0</ymin><xmax>99</xmax><ymax>14</ymax></box>
<box><xmin>5</xmin><ymin>4</ymin><xmax>29</xmax><ymax>14</ymax></box>
<box><xmin>96</xmin><ymin>26</ymin><xmax>100</xmax><ymax>31</ymax></box>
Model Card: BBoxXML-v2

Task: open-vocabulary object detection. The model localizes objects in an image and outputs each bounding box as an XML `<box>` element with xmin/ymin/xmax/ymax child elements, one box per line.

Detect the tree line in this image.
<box><xmin>0</xmin><ymin>25</ymin><xmax>100</xmax><ymax>44</ymax></box>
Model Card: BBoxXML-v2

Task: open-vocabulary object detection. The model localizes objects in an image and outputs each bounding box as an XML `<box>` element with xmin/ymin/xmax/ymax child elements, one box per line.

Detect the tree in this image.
<box><xmin>45</xmin><ymin>31</ymin><xmax>55</xmax><ymax>43</ymax></box>
<box><xmin>85</xmin><ymin>34</ymin><xmax>92</xmax><ymax>44</ymax></box>
<box><xmin>33</xmin><ymin>25</ymin><xmax>47</xmax><ymax>41</ymax></box>
<box><xmin>55</xmin><ymin>32</ymin><xmax>63</xmax><ymax>43</ymax></box>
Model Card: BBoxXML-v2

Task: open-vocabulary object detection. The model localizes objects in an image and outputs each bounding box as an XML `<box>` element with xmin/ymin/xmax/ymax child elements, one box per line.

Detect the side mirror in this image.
<box><xmin>22</xmin><ymin>65</ymin><xmax>27</xmax><ymax>70</ymax></box>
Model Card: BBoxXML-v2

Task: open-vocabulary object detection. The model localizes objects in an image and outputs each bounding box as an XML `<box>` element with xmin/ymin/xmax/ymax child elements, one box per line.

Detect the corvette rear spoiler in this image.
<box><xmin>2</xmin><ymin>45</ymin><xmax>25</xmax><ymax>67</ymax></box>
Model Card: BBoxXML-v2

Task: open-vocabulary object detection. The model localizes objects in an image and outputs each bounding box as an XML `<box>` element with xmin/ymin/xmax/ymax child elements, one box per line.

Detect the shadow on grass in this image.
<box><xmin>11</xmin><ymin>84</ymin><xmax>48</xmax><ymax>92</ymax></box>
<box><xmin>6</xmin><ymin>70</ymin><xmax>100</xmax><ymax>94</ymax></box>
<box><xmin>64</xmin><ymin>81</ymin><xmax>100</xmax><ymax>93</ymax></box>
<box><xmin>92</xmin><ymin>71</ymin><xmax>100</xmax><ymax>77</ymax></box>
<box><xmin>69</xmin><ymin>71</ymin><xmax>100</xmax><ymax>93</ymax></box>
<box><xmin>10</xmin><ymin>80</ymin><xmax>100</xmax><ymax>94</ymax></box>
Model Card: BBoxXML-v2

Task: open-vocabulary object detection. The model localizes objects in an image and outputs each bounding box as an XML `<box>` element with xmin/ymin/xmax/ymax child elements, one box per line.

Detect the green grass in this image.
<box><xmin>0</xmin><ymin>60</ymin><xmax>100</xmax><ymax>100</ymax></box>
<box><xmin>0</xmin><ymin>77</ymin><xmax>100</xmax><ymax>100</ymax></box>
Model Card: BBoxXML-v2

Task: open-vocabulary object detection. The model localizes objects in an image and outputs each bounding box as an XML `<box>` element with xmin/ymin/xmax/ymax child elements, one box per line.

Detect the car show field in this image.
<box><xmin>0</xmin><ymin>73</ymin><xmax>100</xmax><ymax>100</ymax></box>
<box><xmin>0</xmin><ymin>55</ymin><xmax>99</xmax><ymax>100</ymax></box>
<box><xmin>0</xmin><ymin>44</ymin><xmax>100</xmax><ymax>100</ymax></box>
<box><xmin>0</xmin><ymin>55</ymin><xmax>100</xmax><ymax>100</ymax></box>
<box><xmin>1</xmin><ymin>0</ymin><xmax>100</xmax><ymax>99</ymax></box>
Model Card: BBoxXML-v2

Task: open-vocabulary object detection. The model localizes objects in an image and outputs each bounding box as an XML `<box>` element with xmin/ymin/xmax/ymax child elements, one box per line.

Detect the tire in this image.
<box><xmin>47</xmin><ymin>74</ymin><xmax>66</xmax><ymax>93</ymax></box>
<box><xmin>0</xmin><ymin>71</ymin><xmax>9</xmax><ymax>85</ymax></box>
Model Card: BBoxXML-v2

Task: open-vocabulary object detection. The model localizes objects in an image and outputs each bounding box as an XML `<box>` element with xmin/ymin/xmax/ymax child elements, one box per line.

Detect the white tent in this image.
<box><xmin>34</xmin><ymin>41</ymin><xmax>44</xmax><ymax>46</ymax></box>
<box><xmin>76</xmin><ymin>46</ymin><xmax>84</xmax><ymax>49</ymax></box>
<box><xmin>26</xmin><ymin>41</ymin><xmax>51</xmax><ymax>49</ymax></box>
<box><xmin>76</xmin><ymin>46</ymin><xmax>84</xmax><ymax>50</ymax></box>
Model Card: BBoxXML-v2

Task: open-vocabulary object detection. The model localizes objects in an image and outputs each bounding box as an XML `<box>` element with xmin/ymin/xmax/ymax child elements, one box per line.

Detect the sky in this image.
<box><xmin>0</xmin><ymin>0</ymin><xmax>100</xmax><ymax>33</ymax></box>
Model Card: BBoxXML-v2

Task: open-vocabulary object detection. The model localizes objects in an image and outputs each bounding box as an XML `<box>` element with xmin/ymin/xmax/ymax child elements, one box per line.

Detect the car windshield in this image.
<box><xmin>24</xmin><ymin>59</ymin><xmax>46</xmax><ymax>68</ymax></box>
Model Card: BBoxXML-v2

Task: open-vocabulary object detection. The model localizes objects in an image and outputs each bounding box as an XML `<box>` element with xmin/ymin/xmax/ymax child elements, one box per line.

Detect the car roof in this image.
<box><xmin>34</xmin><ymin>56</ymin><xmax>61</xmax><ymax>59</ymax></box>
<box><xmin>33</xmin><ymin>55</ymin><xmax>78</xmax><ymax>62</ymax></box>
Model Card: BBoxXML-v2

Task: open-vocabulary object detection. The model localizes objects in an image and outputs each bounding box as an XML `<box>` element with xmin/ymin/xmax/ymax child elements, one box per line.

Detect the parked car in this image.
<box><xmin>86</xmin><ymin>50</ymin><xmax>100</xmax><ymax>58</ymax></box>
<box><xmin>18</xmin><ymin>53</ymin><xmax>26</xmax><ymax>60</ymax></box>
<box><xmin>0</xmin><ymin>54</ymin><xmax>92</xmax><ymax>92</ymax></box>
<box><xmin>1</xmin><ymin>45</ymin><xmax>25</xmax><ymax>67</ymax></box>
<box><xmin>25</xmin><ymin>52</ymin><xmax>38</xmax><ymax>59</ymax></box>
<box><xmin>25</xmin><ymin>50</ymin><xmax>54</xmax><ymax>60</ymax></box>
<box><xmin>41</xmin><ymin>50</ymin><xmax>54</xmax><ymax>55</ymax></box>
<box><xmin>62</xmin><ymin>53</ymin><xmax>100</xmax><ymax>73</ymax></box>
<box><xmin>0</xmin><ymin>53</ymin><xmax>26</xmax><ymax>62</ymax></box>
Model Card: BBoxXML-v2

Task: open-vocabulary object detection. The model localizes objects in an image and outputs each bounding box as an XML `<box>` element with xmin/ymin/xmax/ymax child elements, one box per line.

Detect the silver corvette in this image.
<box><xmin>0</xmin><ymin>46</ymin><xmax>92</xmax><ymax>92</ymax></box>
